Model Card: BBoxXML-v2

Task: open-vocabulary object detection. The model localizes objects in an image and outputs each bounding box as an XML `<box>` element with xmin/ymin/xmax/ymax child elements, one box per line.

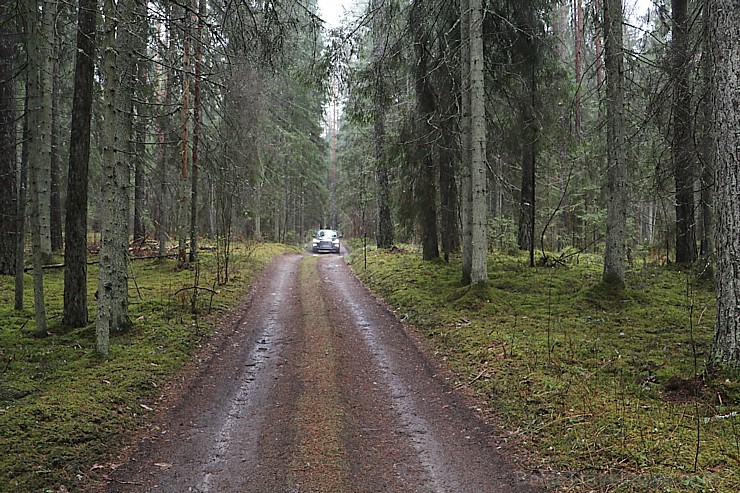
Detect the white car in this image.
<box><xmin>312</xmin><ymin>229</ymin><xmax>341</xmax><ymax>254</ymax></box>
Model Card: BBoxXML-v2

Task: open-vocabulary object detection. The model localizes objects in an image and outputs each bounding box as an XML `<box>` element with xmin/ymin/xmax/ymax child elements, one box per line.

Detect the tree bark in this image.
<box><xmin>63</xmin><ymin>0</ymin><xmax>97</xmax><ymax>328</ymax></box>
<box><xmin>0</xmin><ymin>0</ymin><xmax>17</xmax><ymax>275</ymax></box>
<box><xmin>602</xmin><ymin>0</ymin><xmax>627</xmax><ymax>289</ymax></box>
<box><xmin>708</xmin><ymin>0</ymin><xmax>739</xmax><ymax>367</ymax></box>
<box><xmin>671</xmin><ymin>0</ymin><xmax>697</xmax><ymax>264</ymax></box>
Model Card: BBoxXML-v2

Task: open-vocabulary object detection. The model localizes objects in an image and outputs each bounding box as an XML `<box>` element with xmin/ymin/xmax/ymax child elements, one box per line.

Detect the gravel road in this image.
<box><xmin>103</xmin><ymin>252</ymin><xmax>545</xmax><ymax>492</ymax></box>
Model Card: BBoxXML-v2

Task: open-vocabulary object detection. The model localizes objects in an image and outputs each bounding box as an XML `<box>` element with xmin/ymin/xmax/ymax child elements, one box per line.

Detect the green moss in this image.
<box><xmin>346</xmin><ymin>248</ymin><xmax>737</xmax><ymax>493</ymax></box>
<box><xmin>0</xmin><ymin>242</ymin><xmax>295</xmax><ymax>490</ymax></box>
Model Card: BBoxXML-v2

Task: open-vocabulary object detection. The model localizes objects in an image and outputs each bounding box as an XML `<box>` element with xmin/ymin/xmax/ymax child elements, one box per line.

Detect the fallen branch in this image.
<box><xmin>171</xmin><ymin>285</ymin><xmax>220</xmax><ymax>297</ymax></box>
<box><xmin>455</xmin><ymin>367</ymin><xmax>488</xmax><ymax>389</ymax></box>
<box><xmin>23</xmin><ymin>253</ymin><xmax>180</xmax><ymax>272</ymax></box>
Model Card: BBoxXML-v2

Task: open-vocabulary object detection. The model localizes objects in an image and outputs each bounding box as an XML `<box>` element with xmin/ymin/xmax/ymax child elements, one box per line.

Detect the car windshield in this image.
<box><xmin>318</xmin><ymin>230</ymin><xmax>338</xmax><ymax>239</ymax></box>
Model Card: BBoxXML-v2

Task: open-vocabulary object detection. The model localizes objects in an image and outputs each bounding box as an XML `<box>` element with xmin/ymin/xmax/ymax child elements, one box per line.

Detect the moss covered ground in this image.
<box><xmin>346</xmin><ymin>244</ymin><xmax>739</xmax><ymax>493</ymax></box>
<box><xmin>0</xmin><ymin>242</ymin><xmax>296</xmax><ymax>491</ymax></box>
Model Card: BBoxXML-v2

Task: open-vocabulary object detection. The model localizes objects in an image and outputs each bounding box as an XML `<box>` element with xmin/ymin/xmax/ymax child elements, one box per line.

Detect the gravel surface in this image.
<box><xmin>102</xmin><ymin>252</ymin><xmax>547</xmax><ymax>492</ymax></box>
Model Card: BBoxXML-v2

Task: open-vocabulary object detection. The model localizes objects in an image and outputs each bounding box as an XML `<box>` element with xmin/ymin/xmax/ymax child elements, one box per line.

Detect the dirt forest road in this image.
<box><xmin>103</xmin><ymin>252</ymin><xmax>545</xmax><ymax>493</ymax></box>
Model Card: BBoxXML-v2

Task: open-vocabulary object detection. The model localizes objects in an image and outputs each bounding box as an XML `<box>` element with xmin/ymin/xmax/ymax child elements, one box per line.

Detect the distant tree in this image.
<box><xmin>709</xmin><ymin>0</ymin><xmax>739</xmax><ymax>367</ymax></box>
<box><xmin>63</xmin><ymin>0</ymin><xmax>97</xmax><ymax>328</ymax></box>
<box><xmin>602</xmin><ymin>0</ymin><xmax>627</xmax><ymax>289</ymax></box>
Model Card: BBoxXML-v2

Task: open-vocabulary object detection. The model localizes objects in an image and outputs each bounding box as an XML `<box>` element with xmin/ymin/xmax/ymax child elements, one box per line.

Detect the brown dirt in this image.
<box><xmin>99</xmin><ymin>252</ymin><xmax>548</xmax><ymax>492</ymax></box>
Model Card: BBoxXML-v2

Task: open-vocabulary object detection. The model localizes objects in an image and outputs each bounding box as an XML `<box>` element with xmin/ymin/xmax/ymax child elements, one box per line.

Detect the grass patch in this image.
<box><xmin>0</xmin><ymin>242</ymin><xmax>296</xmax><ymax>491</ymax></box>
<box><xmin>346</xmin><ymin>245</ymin><xmax>740</xmax><ymax>493</ymax></box>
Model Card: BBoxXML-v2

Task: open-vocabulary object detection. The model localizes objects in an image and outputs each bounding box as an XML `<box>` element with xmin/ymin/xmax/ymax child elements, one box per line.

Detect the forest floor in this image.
<box><xmin>98</xmin><ymin>250</ymin><xmax>544</xmax><ymax>492</ymax></box>
<box><xmin>3</xmin><ymin>242</ymin><xmax>737</xmax><ymax>492</ymax></box>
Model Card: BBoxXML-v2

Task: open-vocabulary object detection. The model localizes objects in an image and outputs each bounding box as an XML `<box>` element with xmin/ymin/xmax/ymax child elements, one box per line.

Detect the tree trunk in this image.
<box><xmin>698</xmin><ymin>0</ymin><xmax>714</xmax><ymax>280</ymax></box>
<box><xmin>411</xmin><ymin>2</ymin><xmax>438</xmax><ymax>261</ymax></box>
<box><xmin>438</xmin><ymin>9</ymin><xmax>459</xmax><ymax>262</ymax></box>
<box><xmin>373</xmin><ymin>0</ymin><xmax>394</xmax><ymax>249</ymax></box>
<box><xmin>37</xmin><ymin>0</ymin><xmax>55</xmax><ymax>261</ymax></box>
<box><xmin>460</xmin><ymin>0</ymin><xmax>472</xmax><ymax>284</ymax></box>
<box><xmin>469</xmin><ymin>0</ymin><xmax>487</xmax><ymax>285</ymax></box>
<box><xmin>190</xmin><ymin>0</ymin><xmax>205</xmax><ymax>262</ymax></box>
<box><xmin>97</xmin><ymin>0</ymin><xmax>134</xmax><ymax>355</ymax></box>
<box><xmin>602</xmin><ymin>0</ymin><xmax>627</xmax><ymax>289</ymax></box>
<box><xmin>439</xmin><ymin>126</ymin><xmax>459</xmax><ymax>262</ymax></box>
<box><xmin>15</xmin><ymin>118</ymin><xmax>27</xmax><ymax>310</ymax></box>
<box><xmin>671</xmin><ymin>0</ymin><xmax>697</xmax><ymax>265</ymax></box>
<box><xmin>178</xmin><ymin>0</ymin><xmax>191</xmax><ymax>268</ymax></box>
<box><xmin>156</xmin><ymin>12</ymin><xmax>173</xmax><ymax>258</ymax></box>
<box><xmin>517</xmin><ymin>95</ymin><xmax>536</xmax><ymax>258</ymax></box>
<box><xmin>132</xmin><ymin>0</ymin><xmax>148</xmax><ymax>244</ymax></box>
<box><xmin>515</xmin><ymin>6</ymin><xmax>538</xmax><ymax>267</ymax></box>
<box><xmin>25</xmin><ymin>0</ymin><xmax>49</xmax><ymax>336</ymax></box>
<box><xmin>708</xmin><ymin>0</ymin><xmax>739</xmax><ymax>367</ymax></box>
<box><xmin>50</xmin><ymin>38</ymin><xmax>62</xmax><ymax>253</ymax></box>
<box><xmin>575</xmin><ymin>0</ymin><xmax>583</xmax><ymax>137</ymax></box>
<box><xmin>63</xmin><ymin>0</ymin><xmax>97</xmax><ymax>328</ymax></box>
<box><xmin>0</xmin><ymin>0</ymin><xmax>17</xmax><ymax>275</ymax></box>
